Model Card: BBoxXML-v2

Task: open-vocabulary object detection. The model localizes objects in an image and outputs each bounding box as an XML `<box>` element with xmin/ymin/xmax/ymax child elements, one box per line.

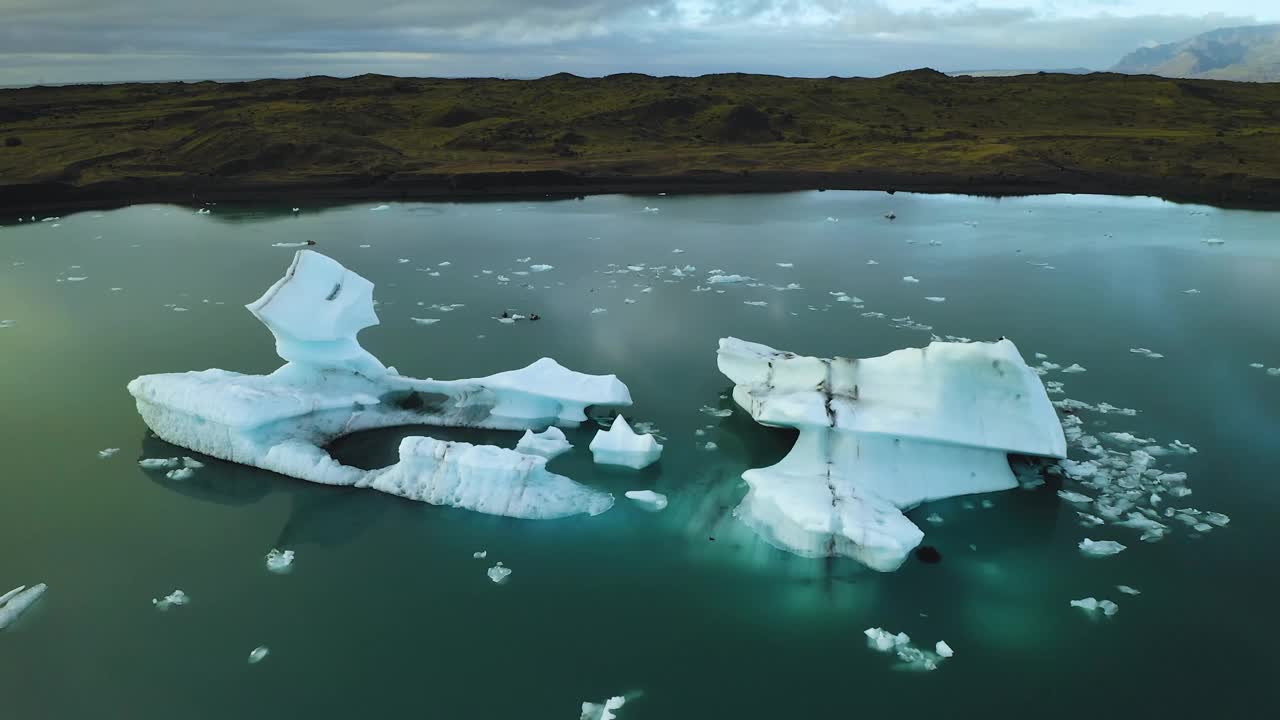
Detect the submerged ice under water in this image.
<box><xmin>0</xmin><ymin>192</ymin><xmax>1275</xmax><ymax>720</ymax></box>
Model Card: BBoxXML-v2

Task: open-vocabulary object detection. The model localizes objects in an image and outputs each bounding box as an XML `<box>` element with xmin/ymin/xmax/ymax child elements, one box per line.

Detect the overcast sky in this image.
<box><xmin>1</xmin><ymin>1</ymin><xmax>1275</xmax><ymax>85</ymax></box>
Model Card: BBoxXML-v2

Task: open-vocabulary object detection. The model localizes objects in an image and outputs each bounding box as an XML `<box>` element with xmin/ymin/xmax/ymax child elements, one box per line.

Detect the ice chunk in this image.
<box><xmin>0</xmin><ymin>583</ymin><xmax>47</xmax><ymax>630</ymax></box>
<box><xmin>487</xmin><ymin>562</ymin><xmax>512</xmax><ymax>584</ymax></box>
<box><xmin>590</xmin><ymin>416</ymin><xmax>663</xmax><ymax>470</ymax></box>
<box><xmin>165</xmin><ymin>468</ymin><xmax>194</xmax><ymax>481</ymax></box>
<box><xmin>624</xmin><ymin>490</ymin><xmax>669</xmax><ymax>511</ymax></box>
<box><xmin>581</xmin><ymin>696</ymin><xmax>626</xmax><ymax>720</ymax></box>
<box><xmin>935</xmin><ymin>641</ymin><xmax>954</xmax><ymax>658</ymax></box>
<box><xmin>152</xmin><ymin>589</ymin><xmax>189</xmax><ymax>611</ymax></box>
<box><xmin>530</xmin><ymin>264</ymin><xmax>553</xmax><ymax>272</ymax></box>
<box><xmin>707</xmin><ymin>274</ymin><xmax>749</xmax><ymax>284</ymax></box>
<box><xmin>1071</xmin><ymin>597</ymin><xmax>1119</xmax><ymax>616</ymax></box>
<box><xmin>515</xmin><ymin>426</ymin><xmax>573</xmax><ymax>460</ymax></box>
<box><xmin>98</xmin><ymin>448</ymin><xmax>120</xmax><ymax>458</ymax></box>
<box><xmin>1057</xmin><ymin>490</ymin><xmax>1094</xmax><ymax>504</ymax></box>
<box><xmin>248</xmin><ymin>646</ymin><xmax>270</xmax><ymax>664</ymax></box>
<box><xmin>718</xmin><ymin>336</ymin><xmax>1065</xmax><ymax>572</ymax></box>
<box><xmin>1079</xmin><ymin>538</ymin><xmax>1127</xmax><ymax>557</ymax></box>
<box><xmin>924</xmin><ymin>297</ymin><xmax>946</xmax><ymax>303</ymax></box>
<box><xmin>472</xmin><ymin>550</ymin><xmax>487</xmax><ymax>559</ymax></box>
<box><xmin>128</xmin><ymin>251</ymin><xmax>628</xmax><ymax>521</ymax></box>
<box><xmin>902</xmin><ymin>276</ymin><xmax>920</xmax><ymax>283</ymax></box>
<box><xmin>1116</xmin><ymin>585</ymin><xmax>1141</xmax><ymax>595</ymax></box>
<box><xmin>1062</xmin><ymin>364</ymin><xmax>1087</xmax><ymax>373</ymax></box>
<box><xmin>864</xmin><ymin>627</ymin><xmax>948</xmax><ymax>671</ymax></box>
<box><xmin>410</xmin><ymin>317</ymin><xmax>441</xmax><ymax>325</ymax></box>
<box><xmin>265</xmin><ymin>549</ymin><xmax>295</xmax><ymax>574</ymax></box>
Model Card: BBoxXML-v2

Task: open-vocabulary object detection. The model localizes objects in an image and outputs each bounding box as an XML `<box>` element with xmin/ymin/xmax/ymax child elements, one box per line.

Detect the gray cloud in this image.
<box><xmin>0</xmin><ymin>0</ymin><xmax>1267</xmax><ymax>85</ymax></box>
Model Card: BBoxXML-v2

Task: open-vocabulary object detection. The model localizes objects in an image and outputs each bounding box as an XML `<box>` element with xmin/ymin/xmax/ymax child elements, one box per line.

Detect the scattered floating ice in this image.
<box><xmin>902</xmin><ymin>276</ymin><xmax>919</xmax><ymax>283</ymax></box>
<box><xmin>1062</xmin><ymin>364</ymin><xmax>1087</xmax><ymax>374</ymax></box>
<box><xmin>515</xmin><ymin>427</ymin><xmax>573</xmax><ymax>460</ymax></box>
<box><xmin>248</xmin><ymin>646</ymin><xmax>270</xmax><ymax>664</ymax></box>
<box><xmin>825</xmin><ymin>217</ymin><xmax>839</xmax><ymax>223</ymax></box>
<box><xmin>152</xmin><ymin>589</ymin><xmax>189</xmax><ymax>611</ymax></box>
<box><xmin>1182</xmin><ymin>289</ymin><xmax>1201</xmax><ymax>295</ymax></box>
<box><xmin>530</xmin><ymin>264</ymin><xmax>554</xmax><ymax>272</ymax></box>
<box><xmin>925</xmin><ymin>513</ymin><xmax>944</xmax><ymax>524</ymax></box>
<box><xmin>1079</xmin><ymin>538</ymin><xmax>1126</xmax><ymax>557</ymax></box>
<box><xmin>165</xmin><ymin>468</ymin><xmax>194</xmax><ymax>481</ymax></box>
<box><xmin>1268</xmin><ymin>368</ymin><xmax>1280</xmax><ymax>376</ymax></box>
<box><xmin>863</xmin><ymin>628</ymin><xmax>949</xmax><ymax>671</ymax></box>
<box><xmin>642</xmin><ymin>207</ymin><xmax>660</xmax><ymax>214</ymax></box>
<box><xmin>743</xmin><ymin>301</ymin><xmax>769</xmax><ymax>307</ymax></box>
<box><xmin>866</xmin><ymin>260</ymin><xmax>879</xmax><ymax>265</ymax></box>
<box><xmin>1250</xmin><ymin>363</ymin><xmax>1265</xmax><ymax>369</ymax></box>
<box><xmin>707</xmin><ymin>274</ymin><xmax>749</xmax><ymax>284</ymax></box>
<box><xmin>580</xmin><ymin>696</ymin><xmax>627</xmax><ymax>720</ymax></box>
<box><xmin>1116</xmin><ymin>585</ymin><xmax>1142</xmax><ymax>596</ymax></box>
<box><xmin>98</xmin><ymin>448</ymin><xmax>120</xmax><ymax>458</ymax></box>
<box><xmin>411</xmin><ymin>318</ymin><xmax>441</xmax><ymax>325</ymax></box>
<box><xmin>0</xmin><ymin>583</ymin><xmax>47</xmax><ymax>630</ymax></box>
<box><xmin>776</xmin><ymin>263</ymin><xmax>794</xmax><ymax>268</ymax></box>
<box><xmin>624</xmin><ymin>490</ymin><xmax>669</xmax><ymax>511</ymax></box>
<box><xmin>1129</xmin><ymin>348</ymin><xmax>1165</xmax><ymax>359</ymax></box>
<box><xmin>487</xmin><ymin>562</ymin><xmax>512</xmax><ymax>584</ymax></box>
<box><xmin>924</xmin><ymin>297</ymin><xmax>946</xmax><ymax>303</ymax></box>
<box><xmin>590</xmin><ymin>416</ymin><xmax>663</xmax><ymax>470</ymax></box>
<box><xmin>472</xmin><ymin>550</ymin><xmax>487</xmax><ymax>559</ymax></box>
<box><xmin>265</xmin><ymin>549</ymin><xmax>295</xmax><ymax>574</ymax></box>
<box><xmin>702</xmin><ymin>441</ymin><xmax>718</xmax><ymax>451</ymax></box>
<box><xmin>0</xmin><ymin>320</ymin><xmax>14</xmax><ymax>329</ymax></box>
<box><xmin>139</xmin><ymin>457</ymin><xmax>181</xmax><ymax>470</ymax></box>
<box><xmin>1201</xmin><ymin>237</ymin><xmax>1225</xmax><ymax>245</ymax></box>
<box><xmin>591</xmin><ymin>308</ymin><xmax>608</xmax><ymax>315</ymax></box>
<box><xmin>1070</xmin><ymin>597</ymin><xmax>1119</xmax><ymax>616</ymax></box>
<box><xmin>699</xmin><ymin>405</ymin><xmax>733</xmax><ymax>418</ymax></box>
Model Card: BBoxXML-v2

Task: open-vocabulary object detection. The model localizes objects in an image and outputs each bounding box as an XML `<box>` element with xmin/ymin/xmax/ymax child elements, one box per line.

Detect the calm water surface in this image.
<box><xmin>1</xmin><ymin>192</ymin><xmax>1278</xmax><ymax>717</ymax></box>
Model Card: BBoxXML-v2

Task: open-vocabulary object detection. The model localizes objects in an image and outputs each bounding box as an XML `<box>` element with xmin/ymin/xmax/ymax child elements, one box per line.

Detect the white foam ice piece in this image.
<box><xmin>717</xmin><ymin>336</ymin><xmax>1065</xmax><ymax>572</ymax></box>
<box><xmin>152</xmin><ymin>589</ymin><xmax>189</xmax><ymax>610</ymax></box>
<box><xmin>590</xmin><ymin>416</ymin><xmax>663</xmax><ymax>470</ymax></box>
<box><xmin>248</xmin><ymin>646</ymin><xmax>270</xmax><ymax>664</ymax></box>
<box><xmin>0</xmin><ymin>583</ymin><xmax>47</xmax><ymax>630</ymax></box>
<box><xmin>624</xmin><ymin>490</ymin><xmax>669</xmax><ymax>511</ymax></box>
<box><xmin>515</xmin><ymin>426</ymin><xmax>572</xmax><ymax>460</ymax></box>
<box><xmin>1079</xmin><ymin>538</ymin><xmax>1127</xmax><ymax>557</ymax></box>
<box><xmin>128</xmin><ymin>251</ymin><xmax>628</xmax><ymax>521</ymax></box>
<box><xmin>581</xmin><ymin>696</ymin><xmax>626</xmax><ymax>720</ymax></box>
<box><xmin>487</xmin><ymin>562</ymin><xmax>512</xmax><ymax>584</ymax></box>
<box><xmin>265</xmin><ymin>549</ymin><xmax>295</xmax><ymax>574</ymax></box>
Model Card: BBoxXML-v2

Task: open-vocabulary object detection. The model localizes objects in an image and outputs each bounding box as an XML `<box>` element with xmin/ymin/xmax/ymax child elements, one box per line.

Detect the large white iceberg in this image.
<box><xmin>718</xmin><ymin>337</ymin><xmax>1066</xmax><ymax>571</ymax></box>
<box><xmin>127</xmin><ymin>250</ymin><xmax>631</xmax><ymax>519</ymax></box>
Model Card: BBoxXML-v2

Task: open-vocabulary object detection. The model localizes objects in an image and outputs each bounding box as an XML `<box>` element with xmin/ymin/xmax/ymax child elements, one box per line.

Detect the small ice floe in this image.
<box><xmin>182</xmin><ymin>457</ymin><xmax>205</xmax><ymax>469</ymax></box>
<box><xmin>0</xmin><ymin>320</ymin><xmax>15</xmax><ymax>329</ymax></box>
<box><xmin>291</xmin><ymin>207</ymin><xmax>300</xmax><ymax>213</ymax></box>
<box><xmin>1129</xmin><ymin>348</ymin><xmax>1164</xmax><ymax>359</ymax></box>
<box><xmin>707</xmin><ymin>274</ymin><xmax>749</xmax><ymax>284</ymax></box>
<box><xmin>487</xmin><ymin>562</ymin><xmax>512</xmax><ymax>584</ymax></box>
<box><xmin>624</xmin><ymin>298</ymin><xmax>637</xmax><ymax>304</ymax></box>
<box><xmin>902</xmin><ymin>276</ymin><xmax>919</xmax><ymax>283</ymax></box>
<box><xmin>1249</xmin><ymin>363</ymin><xmax>1265</xmax><ymax>369</ymax></box>
<box><xmin>580</xmin><ymin>695</ymin><xmax>627</xmax><ymax>720</ymax></box>
<box><xmin>1268</xmin><ymin>368</ymin><xmax>1280</xmax><ymax>377</ymax></box>
<box><xmin>371</xmin><ymin>204</ymin><xmax>390</xmax><ymax>211</ymax></box>
<box><xmin>866</xmin><ymin>260</ymin><xmax>879</xmax><ymax>265</ymax></box>
<box><xmin>624</xmin><ymin>490</ymin><xmax>669</xmax><ymax>511</ymax></box>
<box><xmin>530</xmin><ymin>264</ymin><xmax>554</xmax><ymax>272</ymax></box>
<box><xmin>271</xmin><ymin>242</ymin><xmax>310</xmax><ymax>248</ymax></box>
<box><xmin>776</xmin><ymin>262</ymin><xmax>794</xmax><ymax>268</ymax></box>
<box><xmin>1182</xmin><ymin>289</ymin><xmax>1201</xmax><ymax>295</ymax></box>
<box><xmin>1079</xmin><ymin>538</ymin><xmax>1126</xmax><ymax>557</ymax></box>
<box><xmin>924</xmin><ymin>296</ymin><xmax>946</xmax><ymax>303</ymax></box>
<box><xmin>1070</xmin><ymin>597</ymin><xmax>1119</xmax><ymax>616</ymax></box>
<box><xmin>397</xmin><ymin>258</ymin><xmax>411</xmax><ymax>264</ymax></box>
<box><xmin>925</xmin><ymin>513</ymin><xmax>944</xmax><ymax>524</ymax></box>
<box><xmin>139</xmin><ymin>457</ymin><xmax>181</xmax><ymax>470</ymax></box>
<box><xmin>0</xmin><ymin>583</ymin><xmax>48</xmax><ymax>630</ymax></box>
<box><xmin>672</xmin><ymin>248</ymin><xmax>684</xmax><ymax>254</ymax></box>
<box><xmin>165</xmin><ymin>468</ymin><xmax>194</xmax><ymax>481</ymax></box>
<box><xmin>699</xmin><ymin>405</ymin><xmax>733</xmax><ymax>418</ymax></box>
<box><xmin>66</xmin><ymin>276</ymin><xmax>88</xmax><ymax>282</ymax></box>
<box><xmin>98</xmin><ymin>448</ymin><xmax>120</xmax><ymax>459</ymax></box>
<box><xmin>1059</xmin><ymin>490</ymin><xmax>1095</xmax><ymax>506</ymax></box>
<box><xmin>1077</xmin><ymin>512</ymin><xmax>1105</xmax><ymax>527</ymax></box>
<box><xmin>152</xmin><ymin>589</ymin><xmax>190</xmax><ymax>611</ymax></box>
<box><xmin>472</xmin><ymin>550</ymin><xmax>488</xmax><ymax>559</ymax></box>
<box><xmin>438</xmin><ymin>261</ymin><xmax>451</xmax><ymax>267</ymax></box>
<box><xmin>590</xmin><ymin>416</ymin><xmax>663</xmax><ymax>470</ymax></box>
<box><xmin>743</xmin><ymin>301</ymin><xmax>768</xmax><ymax>307</ymax></box>
<box><xmin>591</xmin><ymin>308</ymin><xmax>607</xmax><ymax>315</ymax></box>
<box><xmin>642</xmin><ymin>206</ymin><xmax>660</xmax><ymax>214</ymax></box>
<box><xmin>825</xmin><ymin>216</ymin><xmax>839</xmax><ymax>223</ymax></box>
<box><xmin>1116</xmin><ymin>585</ymin><xmax>1141</xmax><ymax>596</ymax></box>
<box><xmin>248</xmin><ymin>646</ymin><xmax>270</xmax><ymax>664</ymax></box>
<box><xmin>1201</xmin><ymin>237</ymin><xmax>1225</xmax><ymax>245</ymax></box>
<box><xmin>863</xmin><ymin>628</ymin><xmax>949</xmax><ymax>671</ymax></box>
<box><xmin>515</xmin><ymin>427</ymin><xmax>573</xmax><ymax>460</ymax></box>
<box><xmin>1104</xmin><ymin>432</ymin><xmax>1154</xmax><ymax>446</ymax></box>
<box><xmin>702</xmin><ymin>441</ymin><xmax>718</xmax><ymax>451</ymax></box>
<box><xmin>265</xmin><ymin>549</ymin><xmax>295</xmax><ymax>574</ymax></box>
<box><xmin>1061</xmin><ymin>364</ymin><xmax>1087</xmax><ymax>373</ymax></box>
<box><xmin>411</xmin><ymin>317</ymin><xmax>440</xmax><ymax>325</ymax></box>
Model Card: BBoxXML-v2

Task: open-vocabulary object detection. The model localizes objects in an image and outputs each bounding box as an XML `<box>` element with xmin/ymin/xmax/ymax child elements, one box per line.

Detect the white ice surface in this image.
<box><xmin>128</xmin><ymin>250</ymin><xmax>627</xmax><ymax>521</ymax></box>
<box><xmin>0</xmin><ymin>583</ymin><xmax>47</xmax><ymax>630</ymax></box>
<box><xmin>624</xmin><ymin>490</ymin><xmax>669</xmax><ymax>511</ymax></box>
<box><xmin>515</xmin><ymin>426</ymin><xmax>573</xmax><ymax>460</ymax></box>
<box><xmin>718</xmin><ymin>336</ymin><xmax>1065</xmax><ymax>572</ymax></box>
<box><xmin>589</xmin><ymin>415</ymin><xmax>663</xmax><ymax>470</ymax></box>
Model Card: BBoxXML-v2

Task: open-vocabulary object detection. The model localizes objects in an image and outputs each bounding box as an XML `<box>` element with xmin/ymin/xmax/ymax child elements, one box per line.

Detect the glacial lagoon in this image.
<box><xmin>2</xmin><ymin>191</ymin><xmax>1278</xmax><ymax>717</ymax></box>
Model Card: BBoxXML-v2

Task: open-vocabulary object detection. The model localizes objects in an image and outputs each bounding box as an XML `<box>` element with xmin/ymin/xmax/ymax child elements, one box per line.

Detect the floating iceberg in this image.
<box><xmin>717</xmin><ymin>337</ymin><xmax>1065</xmax><ymax>571</ymax></box>
<box><xmin>0</xmin><ymin>583</ymin><xmax>47</xmax><ymax>630</ymax></box>
<box><xmin>624</xmin><ymin>490</ymin><xmax>669</xmax><ymax>511</ymax></box>
<box><xmin>589</xmin><ymin>416</ymin><xmax>663</xmax><ymax>470</ymax></box>
<box><xmin>515</xmin><ymin>426</ymin><xmax>572</xmax><ymax>460</ymax></box>
<box><xmin>152</xmin><ymin>589</ymin><xmax>190</xmax><ymax>610</ymax></box>
<box><xmin>127</xmin><ymin>251</ymin><xmax>629</xmax><ymax>520</ymax></box>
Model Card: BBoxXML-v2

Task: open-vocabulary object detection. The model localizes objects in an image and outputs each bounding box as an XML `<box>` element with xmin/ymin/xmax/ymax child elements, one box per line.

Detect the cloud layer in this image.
<box><xmin>0</xmin><ymin>0</ymin><xmax>1273</xmax><ymax>84</ymax></box>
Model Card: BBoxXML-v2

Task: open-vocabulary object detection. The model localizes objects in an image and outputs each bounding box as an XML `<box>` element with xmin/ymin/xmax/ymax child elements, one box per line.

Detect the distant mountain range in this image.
<box><xmin>946</xmin><ymin>68</ymin><xmax>1092</xmax><ymax>78</ymax></box>
<box><xmin>1111</xmin><ymin>24</ymin><xmax>1280</xmax><ymax>81</ymax></box>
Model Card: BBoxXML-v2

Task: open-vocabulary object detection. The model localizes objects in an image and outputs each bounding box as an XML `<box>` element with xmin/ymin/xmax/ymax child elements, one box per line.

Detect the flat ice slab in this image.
<box><xmin>718</xmin><ymin>337</ymin><xmax>1065</xmax><ymax>571</ymax></box>
<box><xmin>515</xmin><ymin>426</ymin><xmax>573</xmax><ymax>460</ymax></box>
<box><xmin>0</xmin><ymin>583</ymin><xmax>48</xmax><ymax>630</ymax></box>
<box><xmin>590</xmin><ymin>415</ymin><xmax>663</xmax><ymax>469</ymax></box>
<box><xmin>127</xmin><ymin>250</ymin><xmax>627</xmax><ymax>520</ymax></box>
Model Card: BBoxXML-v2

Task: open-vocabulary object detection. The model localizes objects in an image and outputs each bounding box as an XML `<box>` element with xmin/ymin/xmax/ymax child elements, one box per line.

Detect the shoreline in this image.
<box><xmin>4</xmin><ymin>169</ymin><xmax>1280</xmax><ymax>214</ymax></box>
